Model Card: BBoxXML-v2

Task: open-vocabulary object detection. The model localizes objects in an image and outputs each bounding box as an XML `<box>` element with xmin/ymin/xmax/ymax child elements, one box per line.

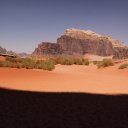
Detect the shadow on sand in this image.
<box><xmin>0</xmin><ymin>87</ymin><xmax>128</xmax><ymax>128</ymax></box>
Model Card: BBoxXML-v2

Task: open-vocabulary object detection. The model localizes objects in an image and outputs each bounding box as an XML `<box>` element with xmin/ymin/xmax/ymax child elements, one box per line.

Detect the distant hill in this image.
<box><xmin>0</xmin><ymin>46</ymin><xmax>29</xmax><ymax>58</ymax></box>
<box><xmin>0</xmin><ymin>46</ymin><xmax>7</xmax><ymax>54</ymax></box>
<box><xmin>33</xmin><ymin>28</ymin><xmax>128</xmax><ymax>59</ymax></box>
<box><xmin>17</xmin><ymin>52</ymin><xmax>30</xmax><ymax>58</ymax></box>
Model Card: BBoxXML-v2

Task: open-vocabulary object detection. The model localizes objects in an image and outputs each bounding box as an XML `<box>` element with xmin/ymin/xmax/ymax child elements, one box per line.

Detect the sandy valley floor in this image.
<box><xmin>0</xmin><ymin>63</ymin><xmax>128</xmax><ymax>94</ymax></box>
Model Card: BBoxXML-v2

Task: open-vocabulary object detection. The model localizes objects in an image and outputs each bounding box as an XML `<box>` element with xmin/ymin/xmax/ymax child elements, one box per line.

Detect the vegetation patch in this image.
<box><xmin>97</xmin><ymin>59</ymin><xmax>114</xmax><ymax>68</ymax></box>
<box><xmin>35</xmin><ymin>60</ymin><xmax>55</xmax><ymax>71</ymax></box>
<box><xmin>119</xmin><ymin>63</ymin><xmax>128</xmax><ymax>69</ymax></box>
<box><xmin>50</xmin><ymin>56</ymin><xmax>89</xmax><ymax>65</ymax></box>
<box><xmin>0</xmin><ymin>56</ymin><xmax>90</xmax><ymax>70</ymax></box>
<box><xmin>0</xmin><ymin>57</ymin><xmax>55</xmax><ymax>71</ymax></box>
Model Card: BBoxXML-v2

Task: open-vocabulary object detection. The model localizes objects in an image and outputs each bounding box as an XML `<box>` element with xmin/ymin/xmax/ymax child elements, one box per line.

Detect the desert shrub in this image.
<box><xmin>82</xmin><ymin>58</ymin><xmax>90</xmax><ymax>65</ymax></box>
<box><xmin>35</xmin><ymin>59</ymin><xmax>55</xmax><ymax>71</ymax></box>
<box><xmin>50</xmin><ymin>56</ymin><xmax>71</xmax><ymax>65</ymax></box>
<box><xmin>6</xmin><ymin>57</ymin><xmax>23</xmax><ymax>63</ymax></box>
<box><xmin>0</xmin><ymin>61</ymin><xmax>16</xmax><ymax>68</ymax></box>
<box><xmin>93</xmin><ymin>61</ymin><xmax>98</xmax><ymax>65</ymax></box>
<box><xmin>52</xmin><ymin>56</ymin><xmax>68</xmax><ymax>65</ymax></box>
<box><xmin>97</xmin><ymin>59</ymin><xmax>114</xmax><ymax>68</ymax></box>
<box><xmin>63</xmin><ymin>58</ymin><xmax>76</xmax><ymax>65</ymax></box>
<box><xmin>67</xmin><ymin>59</ymin><xmax>75</xmax><ymax>65</ymax></box>
<box><xmin>119</xmin><ymin>63</ymin><xmax>128</xmax><ymax>69</ymax></box>
<box><xmin>6</xmin><ymin>57</ymin><xmax>14</xmax><ymax>62</ymax></box>
<box><xmin>6</xmin><ymin>61</ymin><xmax>16</xmax><ymax>68</ymax></box>
<box><xmin>1</xmin><ymin>56</ymin><xmax>90</xmax><ymax>70</ymax></box>
<box><xmin>50</xmin><ymin>56</ymin><xmax>89</xmax><ymax>66</ymax></box>
<box><xmin>21</xmin><ymin>58</ymin><xmax>36</xmax><ymax>69</ymax></box>
<box><xmin>1</xmin><ymin>57</ymin><xmax>55</xmax><ymax>71</ymax></box>
<box><xmin>43</xmin><ymin>60</ymin><xmax>55</xmax><ymax>71</ymax></box>
<box><xmin>73</xmin><ymin>58</ymin><xmax>82</xmax><ymax>65</ymax></box>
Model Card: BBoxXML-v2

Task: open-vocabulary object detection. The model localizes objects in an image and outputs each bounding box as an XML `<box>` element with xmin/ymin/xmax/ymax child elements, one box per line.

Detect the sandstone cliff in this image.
<box><xmin>33</xmin><ymin>42</ymin><xmax>62</xmax><ymax>56</ymax></box>
<box><xmin>33</xmin><ymin>28</ymin><xmax>128</xmax><ymax>59</ymax></box>
<box><xmin>57</xmin><ymin>35</ymin><xmax>114</xmax><ymax>56</ymax></box>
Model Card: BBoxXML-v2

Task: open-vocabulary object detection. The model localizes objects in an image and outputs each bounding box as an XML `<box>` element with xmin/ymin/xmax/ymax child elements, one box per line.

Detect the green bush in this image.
<box><xmin>6</xmin><ymin>57</ymin><xmax>23</xmax><ymax>63</ymax></box>
<box><xmin>82</xmin><ymin>58</ymin><xmax>90</xmax><ymax>65</ymax></box>
<box><xmin>51</xmin><ymin>56</ymin><xmax>89</xmax><ymax>65</ymax></box>
<box><xmin>35</xmin><ymin>60</ymin><xmax>55</xmax><ymax>71</ymax></box>
<box><xmin>73</xmin><ymin>58</ymin><xmax>82</xmax><ymax>65</ymax></box>
<box><xmin>22</xmin><ymin>58</ymin><xmax>36</xmax><ymax>69</ymax></box>
<box><xmin>97</xmin><ymin>59</ymin><xmax>114</xmax><ymax>68</ymax></box>
<box><xmin>0</xmin><ymin>57</ymin><xmax>55</xmax><ymax>71</ymax></box>
<box><xmin>1</xmin><ymin>56</ymin><xmax>90</xmax><ymax>70</ymax></box>
<box><xmin>119</xmin><ymin>63</ymin><xmax>128</xmax><ymax>69</ymax></box>
<box><xmin>51</xmin><ymin>56</ymin><xmax>72</xmax><ymax>65</ymax></box>
<box><xmin>0</xmin><ymin>61</ymin><xmax>17</xmax><ymax>68</ymax></box>
<box><xmin>61</xmin><ymin>58</ymin><xmax>74</xmax><ymax>65</ymax></box>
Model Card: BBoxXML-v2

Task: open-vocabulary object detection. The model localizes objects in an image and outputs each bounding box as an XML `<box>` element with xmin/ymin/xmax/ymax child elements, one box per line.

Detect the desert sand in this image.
<box><xmin>0</xmin><ymin>63</ymin><xmax>128</xmax><ymax>94</ymax></box>
<box><xmin>0</xmin><ymin>56</ymin><xmax>5</xmax><ymax>61</ymax></box>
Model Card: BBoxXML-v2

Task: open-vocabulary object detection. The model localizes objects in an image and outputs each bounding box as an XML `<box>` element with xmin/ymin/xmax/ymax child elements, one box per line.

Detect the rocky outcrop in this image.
<box><xmin>0</xmin><ymin>46</ymin><xmax>7</xmax><ymax>54</ymax></box>
<box><xmin>113</xmin><ymin>47</ymin><xmax>128</xmax><ymax>59</ymax></box>
<box><xmin>57</xmin><ymin>35</ymin><xmax>114</xmax><ymax>56</ymax></box>
<box><xmin>33</xmin><ymin>42</ymin><xmax>62</xmax><ymax>56</ymax></box>
<box><xmin>33</xmin><ymin>28</ymin><xmax>128</xmax><ymax>59</ymax></box>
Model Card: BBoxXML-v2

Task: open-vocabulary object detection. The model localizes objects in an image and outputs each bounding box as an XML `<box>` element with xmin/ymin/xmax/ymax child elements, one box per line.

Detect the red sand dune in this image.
<box><xmin>0</xmin><ymin>64</ymin><xmax>128</xmax><ymax>94</ymax></box>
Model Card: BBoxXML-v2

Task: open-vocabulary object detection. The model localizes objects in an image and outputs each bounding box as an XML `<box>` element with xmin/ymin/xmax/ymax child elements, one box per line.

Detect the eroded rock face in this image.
<box><xmin>57</xmin><ymin>35</ymin><xmax>114</xmax><ymax>56</ymax></box>
<box><xmin>0</xmin><ymin>46</ymin><xmax>7</xmax><ymax>54</ymax></box>
<box><xmin>113</xmin><ymin>47</ymin><xmax>128</xmax><ymax>59</ymax></box>
<box><xmin>33</xmin><ymin>28</ymin><xmax>128</xmax><ymax>58</ymax></box>
<box><xmin>33</xmin><ymin>42</ymin><xmax>62</xmax><ymax>56</ymax></box>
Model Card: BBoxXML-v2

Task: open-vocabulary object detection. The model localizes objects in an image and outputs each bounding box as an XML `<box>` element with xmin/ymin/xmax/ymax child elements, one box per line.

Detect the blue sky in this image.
<box><xmin>0</xmin><ymin>0</ymin><xmax>128</xmax><ymax>53</ymax></box>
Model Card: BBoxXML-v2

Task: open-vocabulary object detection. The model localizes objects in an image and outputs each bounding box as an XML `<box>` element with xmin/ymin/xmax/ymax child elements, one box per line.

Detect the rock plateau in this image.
<box><xmin>33</xmin><ymin>28</ymin><xmax>128</xmax><ymax>59</ymax></box>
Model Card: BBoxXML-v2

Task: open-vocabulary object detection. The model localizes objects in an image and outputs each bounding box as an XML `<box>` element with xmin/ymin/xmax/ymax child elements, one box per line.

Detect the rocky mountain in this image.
<box><xmin>57</xmin><ymin>29</ymin><xmax>114</xmax><ymax>56</ymax></box>
<box><xmin>33</xmin><ymin>42</ymin><xmax>62</xmax><ymax>56</ymax></box>
<box><xmin>0</xmin><ymin>46</ymin><xmax>7</xmax><ymax>54</ymax></box>
<box><xmin>0</xmin><ymin>46</ymin><xmax>29</xmax><ymax>58</ymax></box>
<box><xmin>33</xmin><ymin>28</ymin><xmax>128</xmax><ymax>59</ymax></box>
